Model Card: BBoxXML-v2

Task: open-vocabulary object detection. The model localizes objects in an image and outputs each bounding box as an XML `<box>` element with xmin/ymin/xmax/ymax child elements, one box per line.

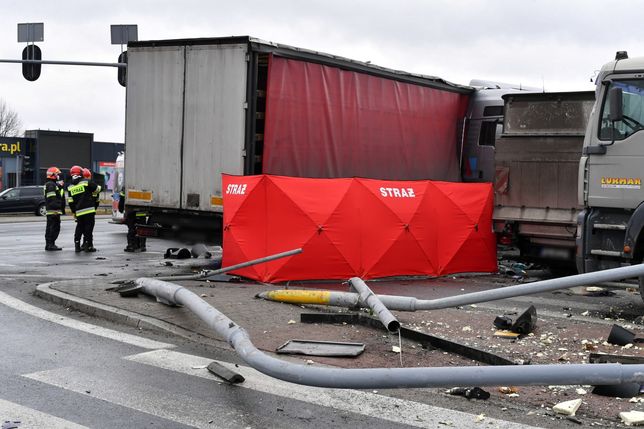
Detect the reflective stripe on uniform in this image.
<box><xmin>75</xmin><ymin>207</ymin><xmax>96</xmax><ymax>216</ymax></box>
<box><xmin>46</xmin><ymin>211</ymin><xmax>62</xmax><ymax>215</ymax></box>
<box><xmin>45</xmin><ymin>192</ymin><xmax>57</xmax><ymax>198</ymax></box>
<box><xmin>68</xmin><ymin>183</ymin><xmax>86</xmax><ymax>196</ymax></box>
<box><xmin>135</xmin><ymin>212</ymin><xmax>147</xmax><ymax>217</ymax></box>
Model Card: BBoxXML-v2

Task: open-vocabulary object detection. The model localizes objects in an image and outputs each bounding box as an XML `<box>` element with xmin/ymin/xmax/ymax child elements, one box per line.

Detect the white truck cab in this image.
<box><xmin>577</xmin><ymin>52</ymin><xmax>644</xmax><ymax>294</ymax></box>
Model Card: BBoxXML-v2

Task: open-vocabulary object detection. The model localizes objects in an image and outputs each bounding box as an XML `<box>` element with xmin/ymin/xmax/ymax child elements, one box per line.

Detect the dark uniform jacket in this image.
<box><xmin>44</xmin><ymin>180</ymin><xmax>65</xmax><ymax>215</ymax></box>
<box><xmin>67</xmin><ymin>178</ymin><xmax>99</xmax><ymax>217</ymax></box>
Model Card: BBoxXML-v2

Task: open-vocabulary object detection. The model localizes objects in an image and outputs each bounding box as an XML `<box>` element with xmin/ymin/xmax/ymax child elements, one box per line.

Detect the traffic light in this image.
<box><xmin>22</xmin><ymin>44</ymin><xmax>42</xmax><ymax>81</ymax></box>
<box><xmin>117</xmin><ymin>51</ymin><xmax>127</xmax><ymax>87</ymax></box>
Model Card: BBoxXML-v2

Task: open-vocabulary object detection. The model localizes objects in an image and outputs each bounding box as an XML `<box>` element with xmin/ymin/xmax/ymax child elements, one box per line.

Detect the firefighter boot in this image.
<box><xmin>124</xmin><ymin>239</ymin><xmax>137</xmax><ymax>252</ymax></box>
<box><xmin>75</xmin><ymin>241</ymin><xmax>82</xmax><ymax>253</ymax></box>
<box><xmin>84</xmin><ymin>241</ymin><xmax>97</xmax><ymax>252</ymax></box>
<box><xmin>48</xmin><ymin>242</ymin><xmax>62</xmax><ymax>251</ymax></box>
<box><xmin>138</xmin><ymin>237</ymin><xmax>147</xmax><ymax>252</ymax></box>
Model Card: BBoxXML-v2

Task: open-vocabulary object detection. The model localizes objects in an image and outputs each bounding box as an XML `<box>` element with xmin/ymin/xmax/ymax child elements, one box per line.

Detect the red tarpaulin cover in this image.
<box><xmin>223</xmin><ymin>174</ymin><xmax>497</xmax><ymax>283</ymax></box>
<box><xmin>262</xmin><ymin>56</ymin><xmax>470</xmax><ymax>181</ymax></box>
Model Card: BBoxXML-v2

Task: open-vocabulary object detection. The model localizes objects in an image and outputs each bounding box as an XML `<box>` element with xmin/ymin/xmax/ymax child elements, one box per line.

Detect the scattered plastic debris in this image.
<box><xmin>445</xmin><ymin>387</ymin><xmax>490</xmax><ymax>400</ymax></box>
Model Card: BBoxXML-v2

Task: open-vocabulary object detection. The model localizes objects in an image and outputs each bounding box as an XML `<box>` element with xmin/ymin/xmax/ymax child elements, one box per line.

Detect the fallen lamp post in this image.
<box><xmin>258</xmin><ymin>263</ymin><xmax>644</xmax><ymax>312</ymax></box>
<box><xmin>134</xmin><ymin>277</ymin><xmax>644</xmax><ymax>389</ymax></box>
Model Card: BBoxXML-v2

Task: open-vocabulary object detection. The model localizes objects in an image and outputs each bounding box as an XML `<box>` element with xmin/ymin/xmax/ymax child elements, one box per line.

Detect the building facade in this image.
<box><xmin>0</xmin><ymin>131</ymin><xmax>123</xmax><ymax>191</ymax></box>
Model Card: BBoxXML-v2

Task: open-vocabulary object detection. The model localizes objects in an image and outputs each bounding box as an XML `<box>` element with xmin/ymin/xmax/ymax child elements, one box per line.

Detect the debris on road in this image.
<box><xmin>490</xmin><ymin>305</ymin><xmax>537</xmax><ymax>337</ymax></box>
<box><xmin>164</xmin><ymin>248</ymin><xmax>191</xmax><ymax>259</ymax></box>
<box><xmin>494</xmin><ymin>330</ymin><xmax>521</xmax><ymax>339</ymax></box>
<box><xmin>498</xmin><ymin>386</ymin><xmax>518</xmax><ymax>395</ymax></box>
<box><xmin>619</xmin><ymin>410</ymin><xmax>644</xmax><ymax>426</ymax></box>
<box><xmin>445</xmin><ymin>387</ymin><xmax>490</xmax><ymax>400</ymax></box>
<box><xmin>607</xmin><ymin>324</ymin><xmax>644</xmax><ymax>346</ymax></box>
<box><xmin>510</xmin><ymin>305</ymin><xmax>537</xmax><ymax>334</ymax></box>
<box><xmin>552</xmin><ymin>398</ymin><xmax>582</xmax><ymax>416</ymax></box>
<box><xmin>276</xmin><ymin>339</ymin><xmax>365</xmax><ymax>357</ymax></box>
<box><xmin>493</xmin><ymin>315</ymin><xmax>513</xmax><ymax>330</ymax></box>
<box><xmin>206</xmin><ymin>361</ymin><xmax>245</xmax><ymax>384</ymax></box>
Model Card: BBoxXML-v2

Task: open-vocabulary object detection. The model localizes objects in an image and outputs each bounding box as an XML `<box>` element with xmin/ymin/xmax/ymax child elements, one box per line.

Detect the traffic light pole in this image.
<box><xmin>0</xmin><ymin>58</ymin><xmax>126</xmax><ymax>68</ymax></box>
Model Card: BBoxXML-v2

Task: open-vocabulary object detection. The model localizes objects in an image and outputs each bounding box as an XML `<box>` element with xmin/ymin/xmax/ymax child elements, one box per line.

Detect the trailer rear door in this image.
<box><xmin>181</xmin><ymin>44</ymin><xmax>248</xmax><ymax>212</ymax></box>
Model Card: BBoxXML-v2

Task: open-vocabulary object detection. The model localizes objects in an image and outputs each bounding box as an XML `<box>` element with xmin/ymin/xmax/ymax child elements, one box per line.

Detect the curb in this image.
<box><xmin>35</xmin><ymin>282</ymin><xmax>219</xmax><ymax>345</ymax></box>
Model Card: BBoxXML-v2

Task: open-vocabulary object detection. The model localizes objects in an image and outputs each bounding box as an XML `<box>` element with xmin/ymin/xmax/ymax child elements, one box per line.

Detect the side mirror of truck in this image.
<box><xmin>609</xmin><ymin>87</ymin><xmax>624</xmax><ymax>122</ymax></box>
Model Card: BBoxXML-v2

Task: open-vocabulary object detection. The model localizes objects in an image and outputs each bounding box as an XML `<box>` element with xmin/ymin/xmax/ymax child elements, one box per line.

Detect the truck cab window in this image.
<box><xmin>599</xmin><ymin>79</ymin><xmax>644</xmax><ymax>140</ymax></box>
<box><xmin>478</xmin><ymin>120</ymin><xmax>501</xmax><ymax>146</ymax></box>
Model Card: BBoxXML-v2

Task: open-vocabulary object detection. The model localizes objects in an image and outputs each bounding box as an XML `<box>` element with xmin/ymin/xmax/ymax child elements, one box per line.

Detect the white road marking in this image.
<box><xmin>0</xmin><ymin>291</ymin><xmax>174</xmax><ymax>350</ymax></box>
<box><xmin>125</xmin><ymin>349</ymin><xmax>542</xmax><ymax>429</ymax></box>
<box><xmin>23</xmin><ymin>367</ymin><xmax>241</xmax><ymax>429</ymax></box>
<box><xmin>0</xmin><ymin>398</ymin><xmax>89</xmax><ymax>429</ymax></box>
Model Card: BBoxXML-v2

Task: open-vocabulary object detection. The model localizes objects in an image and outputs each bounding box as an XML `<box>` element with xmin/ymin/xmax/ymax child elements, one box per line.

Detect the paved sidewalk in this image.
<box><xmin>33</xmin><ymin>271</ymin><xmax>644</xmax><ymax>425</ymax></box>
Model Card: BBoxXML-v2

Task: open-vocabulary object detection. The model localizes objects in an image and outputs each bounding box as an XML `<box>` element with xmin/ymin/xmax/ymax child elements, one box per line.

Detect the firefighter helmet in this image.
<box><xmin>82</xmin><ymin>168</ymin><xmax>92</xmax><ymax>179</ymax></box>
<box><xmin>70</xmin><ymin>165</ymin><xmax>83</xmax><ymax>178</ymax></box>
<box><xmin>46</xmin><ymin>166</ymin><xmax>61</xmax><ymax>180</ymax></box>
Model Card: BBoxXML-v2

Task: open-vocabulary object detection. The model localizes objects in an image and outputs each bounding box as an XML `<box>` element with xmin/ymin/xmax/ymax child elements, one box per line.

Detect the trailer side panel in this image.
<box><xmin>262</xmin><ymin>56</ymin><xmax>469</xmax><ymax>181</ymax></box>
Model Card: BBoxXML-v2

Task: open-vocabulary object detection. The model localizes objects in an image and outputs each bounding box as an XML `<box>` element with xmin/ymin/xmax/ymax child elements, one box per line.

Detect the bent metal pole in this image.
<box><xmin>259</xmin><ymin>263</ymin><xmax>644</xmax><ymax>312</ymax></box>
<box><xmin>348</xmin><ymin>277</ymin><xmax>400</xmax><ymax>332</ymax></box>
<box><xmin>136</xmin><ymin>277</ymin><xmax>644</xmax><ymax>389</ymax></box>
<box><xmin>155</xmin><ymin>248</ymin><xmax>303</xmax><ymax>281</ymax></box>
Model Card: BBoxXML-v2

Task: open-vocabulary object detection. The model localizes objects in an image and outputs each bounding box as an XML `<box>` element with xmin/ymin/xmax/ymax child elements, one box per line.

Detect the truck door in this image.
<box><xmin>586</xmin><ymin>78</ymin><xmax>644</xmax><ymax>209</ymax></box>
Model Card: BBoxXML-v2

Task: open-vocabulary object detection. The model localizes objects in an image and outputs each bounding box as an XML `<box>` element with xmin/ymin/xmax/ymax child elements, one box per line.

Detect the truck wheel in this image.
<box><xmin>36</xmin><ymin>203</ymin><xmax>47</xmax><ymax>216</ymax></box>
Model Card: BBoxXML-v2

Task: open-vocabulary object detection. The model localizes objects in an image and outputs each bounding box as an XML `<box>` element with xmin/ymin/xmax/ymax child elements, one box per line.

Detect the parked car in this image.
<box><xmin>0</xmin><ymin>186</ymin><xmax>47</xmax><ymax>216</ymax></box>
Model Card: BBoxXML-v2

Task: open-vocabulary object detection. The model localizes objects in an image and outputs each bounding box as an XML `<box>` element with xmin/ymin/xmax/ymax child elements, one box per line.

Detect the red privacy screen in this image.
<box><xmin>222</xmin><ymin>174</ymin><xmax>497</xmax><ymax>283</ymax></box>
<box><xmin>262</xmin><ymin>56</ymin><xmax>470</xmax><ymax>181</ymax></box>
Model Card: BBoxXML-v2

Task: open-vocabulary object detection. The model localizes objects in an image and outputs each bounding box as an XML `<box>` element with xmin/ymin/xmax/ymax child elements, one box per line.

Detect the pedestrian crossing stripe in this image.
<box><xmin>0</xmin><ymin>290</ymin><xmax>174</xmax><ymax>350</ymax></box>
<box><xmin>0</xmin><ymin>398</ymin><xmax>89</xmax><ymax>429</ymax></box>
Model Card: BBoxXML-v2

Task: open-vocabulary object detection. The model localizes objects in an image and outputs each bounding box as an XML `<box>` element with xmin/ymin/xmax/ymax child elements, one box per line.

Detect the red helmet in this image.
<box><xmin>82</xmin><ymin>168</ymin><xmax>92</xmax><ymax>179</ymax></box>
<box><xmin>70</xmin><ymin>165</ymin><xmax>83</xmax><ymax>178</ymax></box>
<box><xmin>46</xmin><ymin>166</ymin><xmax>61</xmax><ymax>180</ymax></box>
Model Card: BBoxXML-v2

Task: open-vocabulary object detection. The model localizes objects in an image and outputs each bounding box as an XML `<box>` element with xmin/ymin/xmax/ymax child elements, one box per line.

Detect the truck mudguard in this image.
<box><xmin>262</xmin><ymin>56</ymin><xmax>470</xmax><ymax>181</ymax></box>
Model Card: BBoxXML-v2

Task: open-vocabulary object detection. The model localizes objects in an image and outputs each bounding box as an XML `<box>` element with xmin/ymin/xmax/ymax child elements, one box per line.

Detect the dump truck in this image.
<box><xmin>122</xmin><ymin>36</ymin><xmax>474</xmax><ymax>243</ymax></box>
<box><xmin>462</xmin><ymin>91</ymin><xmax>595</xmax><ymax>266</ymax></box>
<box><xmin>576</xmin><ymin>51</ymin><xmax>644</xmax><ymax>294</ymax></box>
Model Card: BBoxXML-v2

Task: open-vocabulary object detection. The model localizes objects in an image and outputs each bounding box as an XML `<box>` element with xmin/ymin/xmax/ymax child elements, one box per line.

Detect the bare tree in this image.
<box><xmin>0</xmin><ymin>99</ymin><xmax>22</xmax><ymax>137</ymax></box>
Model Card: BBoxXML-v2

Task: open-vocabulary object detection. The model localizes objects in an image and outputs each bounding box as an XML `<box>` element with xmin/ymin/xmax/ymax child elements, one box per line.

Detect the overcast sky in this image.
<box><xmin>0</xmin><ymin>0</ymin><xmax>639</xmax><ymax>143</ymax></box>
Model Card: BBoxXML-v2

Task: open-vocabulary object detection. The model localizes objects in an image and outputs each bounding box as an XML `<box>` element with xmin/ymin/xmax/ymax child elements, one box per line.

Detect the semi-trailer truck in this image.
<box><xmin>122</xmin><ymin>36</ymin><xmax>474</xmax><ymax>243</ymax></box>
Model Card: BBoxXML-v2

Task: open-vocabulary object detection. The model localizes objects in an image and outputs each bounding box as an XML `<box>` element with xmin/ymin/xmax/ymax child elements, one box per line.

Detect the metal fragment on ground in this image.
<box><xmin>276</xmin><ymin>339</ymin><xmax>365</xmax><ymax>357</ymax></box>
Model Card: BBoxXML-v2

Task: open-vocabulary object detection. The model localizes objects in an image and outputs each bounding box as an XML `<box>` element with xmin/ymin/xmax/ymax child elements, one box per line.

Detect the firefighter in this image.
<box><xmin>67</xmin><ymin>165</ymin><xmax>99</xmax><ymax>252</ymax></box>
<box><xmin>124</xmin><ymin>205</ymin><xmax>148</xmax><ymax>252</ymax></box>
<box><xmin>44</xmin><ymin>166</ymin><xmax>65</xmax><ymax>251</ymax></box>
<box><xmin>81</xmin><ymin>168</ymin><xmax>102</xmax><ymax>249</ymax></box>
